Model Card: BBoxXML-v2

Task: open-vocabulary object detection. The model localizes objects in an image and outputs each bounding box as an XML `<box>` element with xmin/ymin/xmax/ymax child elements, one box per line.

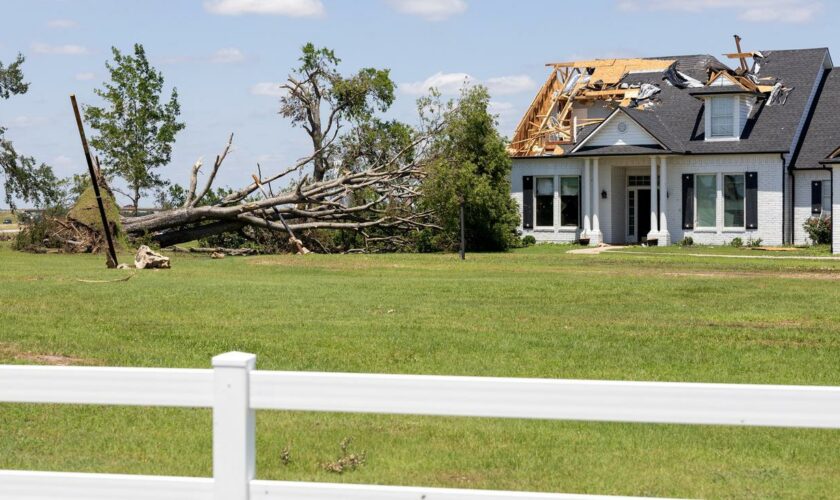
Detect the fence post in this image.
<box><xmin>212</xmin><ymin>351</ymin><xmax>256</xmax><ymax>500</ymax></box>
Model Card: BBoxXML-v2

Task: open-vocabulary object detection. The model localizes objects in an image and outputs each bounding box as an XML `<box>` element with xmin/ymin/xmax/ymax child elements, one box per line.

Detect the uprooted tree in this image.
<box><xmin>121</xmin><ymin>44</ymin><xmax>444</xmax><ymax>250</ymax></box>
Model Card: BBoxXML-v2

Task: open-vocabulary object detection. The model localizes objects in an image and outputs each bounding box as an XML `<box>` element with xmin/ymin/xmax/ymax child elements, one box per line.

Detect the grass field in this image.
<box><xmin>1</xmin><ymin>242</ymin><xmax>839</xmax><ymax>498</ymax></box>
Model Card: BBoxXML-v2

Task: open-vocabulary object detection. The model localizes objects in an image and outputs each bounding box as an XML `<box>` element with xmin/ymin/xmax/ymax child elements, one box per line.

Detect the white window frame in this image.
<box><xmin>705</xmin><ymin>96</ymin><xmax>740</xmax><ymax>141</ymax></box>
<box><xmin>534</xmin><ymin>176</ymin><xmax>556</xmax><ymax>229</ymax></box>
<box><xmin>722</xmin><ymin>172</ymin><xmax>746</xmax><ymax>230</ymax></box>
<box><xmin>694</xmin><ymin>173</ymin><xmax>718</xmax><ymax>230</ymax></box>
<box><xmin>558</xmin><ymin>175</ymin><xmax>580</xmax><ymax>228</ymax></box>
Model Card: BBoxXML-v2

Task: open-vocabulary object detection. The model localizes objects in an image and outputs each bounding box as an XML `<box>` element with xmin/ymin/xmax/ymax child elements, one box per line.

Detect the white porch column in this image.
<box><xmin>658</xmin><ymin>156</ymin><xmax>670</xmax><ymax>246</ymax></box>
<box><xmin>590</xmin><ymin>158</ymin><xmax>602</xmax><ymax>245</ymax></box>
<box><xmin>582</xmin><ymin>158</ymin><xmax>591</xmax><ymax>238</ymax></box>
<box><xmin>647</xmin><ymin>155</ymin><xmax>659</xmax><ymax>242</ymax></box>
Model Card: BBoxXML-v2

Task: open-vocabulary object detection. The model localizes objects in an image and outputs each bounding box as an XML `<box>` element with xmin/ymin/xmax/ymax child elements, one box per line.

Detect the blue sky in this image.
<box><xmin>1</xmin><ymin>0</ymin><xmax>838</xmax><ymax>206</ymax></box>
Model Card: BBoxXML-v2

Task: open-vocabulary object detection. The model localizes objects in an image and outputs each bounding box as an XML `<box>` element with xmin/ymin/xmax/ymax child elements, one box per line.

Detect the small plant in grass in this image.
<box><xmin>677</xmin><ymin>236</ymin><xmax>694</xmax><ymax>247</ymax></box>
<box><xmin>729</xmin><ymin>237</ymin><xmax>743</xmax><ymax>248</ymax></box>
<box><xmin>321</xmin><ymin>437</ymin><xmax>366</xmax><ymax>474</ymax></box>
<box><xmin>803</xmin><ymin>215</ymin><xmax>831</xmax><ymax>245</ymax></box>
<box><xmin>521</xmin><ymin>235</ymin><xmax>536</xmax><ymax>247</ymax></box>
<box><xmin>747</xmin><ymin>237</ymin><xmax>763</xmax><ymax>247</ymax></box>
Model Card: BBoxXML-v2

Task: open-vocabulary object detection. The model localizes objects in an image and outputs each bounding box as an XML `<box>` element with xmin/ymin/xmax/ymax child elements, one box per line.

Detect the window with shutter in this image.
<box><xmin>522</xmin><ymin>176</ymin><xmax>533</xmax><ymax>229</ymax></box>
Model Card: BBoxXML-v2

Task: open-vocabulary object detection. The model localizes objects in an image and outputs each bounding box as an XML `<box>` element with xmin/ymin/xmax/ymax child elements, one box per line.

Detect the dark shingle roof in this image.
<box><xmin>565</xmin><ymin>48</ymin><xmax>830</xmax><ymax>157</ymax></box>
<box><xmin>790</xmin><ymin>68</ymin><xmax>840</xmax><ymax>169</ymax></box>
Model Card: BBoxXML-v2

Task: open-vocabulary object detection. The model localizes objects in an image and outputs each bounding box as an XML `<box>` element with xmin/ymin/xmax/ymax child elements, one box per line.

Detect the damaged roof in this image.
<box><xmin>513</xmin><ymin>47</ymin><xmax>832</xmax><ymax>158</ymax></box>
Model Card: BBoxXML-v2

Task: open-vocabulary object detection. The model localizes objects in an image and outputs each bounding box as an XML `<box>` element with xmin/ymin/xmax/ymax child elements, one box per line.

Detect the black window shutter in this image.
<box><xmin>578</xmin><ymin>175</ymin><xmax>582</xmax><ymax>228</ymax></box>
<box><xmin>746</xmin><ymin>171</ymin><xmax>758</xmax><ymax>229</ymax></box>
<box><xmin>812</xmin><ymin>180</ymin><xmax>823</xmax><ymax>214</ymax></box>
<box><xmin>522</xmin><ymin>176</ymin><xmax>533</xmax><ymax>229</ymax></box>
<box><xmin>682</xmin><ymin>174</ymin><xmax>694</xmax><ymax>229</ymax></box>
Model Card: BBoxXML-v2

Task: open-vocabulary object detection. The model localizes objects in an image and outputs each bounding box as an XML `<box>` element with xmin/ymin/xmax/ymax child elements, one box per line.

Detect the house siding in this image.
<box><xmin>793</xmin><ymin>169</ymin><xmax>832</xmax><ymax>245</ymax></box>
<box><xmin>512</xmin><ymin>154</ymin><xmax>785</xmax><ymax>246</ymax></box>
<box><xmin>834</xmin><ymin>166</ymin><xmax>840</xmax><ymax>254</ymax></box>
<box><xmin>586</xmin><ymin>116</ymin><xmax>657</xmax><ymax>147</ymax></box>
<box><xmin>510</xmin><ymin>157</ymin><xmax>586</xmax><ymax>243</ymax></box>
<box><xmin>665</xmin><ymin>154</ymin><xmax>784</xmax><ymax>246</ymax></box>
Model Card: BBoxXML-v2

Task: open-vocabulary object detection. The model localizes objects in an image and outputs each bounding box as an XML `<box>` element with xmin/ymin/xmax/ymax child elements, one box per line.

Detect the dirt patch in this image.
<box><xmin>438</xmin><ymin>471</ymin><xmax>487</xmax><ymax>486</ymax></box>
<box><xmin>664</xmin><ymin>271</ymin><xmax>840</xmax><ymax>280</ymax></box>
<box><xmin>0</xmin><ymin>343</ymin><xmax>93</xmax><ymax>365</ymax></box>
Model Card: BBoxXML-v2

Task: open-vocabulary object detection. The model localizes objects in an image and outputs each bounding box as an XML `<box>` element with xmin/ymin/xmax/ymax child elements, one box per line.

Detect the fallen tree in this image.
<box><xmin>119</xmin><ymin>44</ymin><xmax>447</xmax><ymax>251</ymax></box>
<box><xmin>121</xmin><ymin>121</ymin><xmax>441</xmax><ymax>249</ymax></box>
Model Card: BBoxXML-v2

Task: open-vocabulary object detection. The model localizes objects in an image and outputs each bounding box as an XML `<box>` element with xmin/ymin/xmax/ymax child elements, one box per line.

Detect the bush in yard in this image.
<box><xmin>421</xmin><ymin>86</ymin><xmax>519</xmax><ymax>252</ymax></box>
<box><xmin>747</xmin><ymin>237</ymin><xmax>763</xmax><ymax>247</ymax></box>
<box><xmin>677</xmin><ymin>236</ymin><xmax>694</xmax><ymax>247</ymax></box>
<box><xmin>521</xmin><ymin>235</ymin><xmax>536</xmax><ymax>247</ymax></box>
<box><xmin>729</xmin><ymin>237</ymin><xmax>743</xmax><ymax>248</ymax></box>
<box><xmin>803</xmin><ymin>215</ymin><xmax>831</xmax><ymax>245</ymax></box>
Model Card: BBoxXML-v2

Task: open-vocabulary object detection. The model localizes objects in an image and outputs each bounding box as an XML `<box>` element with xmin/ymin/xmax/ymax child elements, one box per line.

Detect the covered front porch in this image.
<box><xmin>579</xmin><ymin>155</ymin><xmax>672</xmax><ymax>246</ymax></box>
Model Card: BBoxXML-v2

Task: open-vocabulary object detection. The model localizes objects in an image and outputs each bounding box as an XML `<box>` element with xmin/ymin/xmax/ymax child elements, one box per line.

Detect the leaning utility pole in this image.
<box><xmin>71</xmin><ymin>94</ymin><xmax>118</xmax><ymax>268</ymax></box>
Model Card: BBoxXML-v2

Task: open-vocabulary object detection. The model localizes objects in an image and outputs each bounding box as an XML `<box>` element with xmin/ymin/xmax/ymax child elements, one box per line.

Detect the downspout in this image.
<box><xmin>781</xmin><ymin>153</ymin><xmax>787</xmax><ymax>245</ymax></box>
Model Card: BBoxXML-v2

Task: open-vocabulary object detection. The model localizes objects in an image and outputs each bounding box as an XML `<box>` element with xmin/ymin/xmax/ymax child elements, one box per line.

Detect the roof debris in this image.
<box><xmin>509</xmin><ymin>35</ymin><xmax>794</xmax><ymax>157</ymax></box>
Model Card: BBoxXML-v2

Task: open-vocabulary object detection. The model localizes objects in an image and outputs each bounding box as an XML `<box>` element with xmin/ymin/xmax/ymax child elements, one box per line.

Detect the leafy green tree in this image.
<box><xmin>279</xmin><ymin>43</ymin><xmax>396</xmax><ymax>182</ymax></box>
<box><xmin>85</xmin><ymin>44</ymin><xmax>185</xmax><ymax>213</ymax></box>
<box><xmin>422</xmin><ymin>86</ymin><xmax>519</xmax><ymax>252</ymax></box>
<box><xmin>0</xmin><ymin>54</ymin><xmax>59</xmax><ymax>208</ymax></box>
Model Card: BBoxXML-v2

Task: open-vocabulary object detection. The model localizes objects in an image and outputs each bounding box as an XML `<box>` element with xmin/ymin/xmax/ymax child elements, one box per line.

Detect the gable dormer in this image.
<box><xmin>690</xmin><ymin>77</ymin><xmax>758</xmax><ymax>141</ymax></box>
<box><xmin>571</xmin><ymin>108</ymin><xmax>666</xmax><ymax>152</ymax></box>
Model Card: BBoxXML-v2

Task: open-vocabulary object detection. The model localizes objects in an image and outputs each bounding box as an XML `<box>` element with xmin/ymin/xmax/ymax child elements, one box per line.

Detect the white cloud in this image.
<box><xmin>47</xmin><ymin>19</ymin><xmax>78</xmax><ymax>29</ymax></box>
<box><xmin>211</xmin><ymin>48</ymin><xmax>246</xmax><ymax>64</ymax></box>
<box><xmin>485</xmin><ymin>75</ymin><xmax>536</xmax><ymax>95</ymax></box>
<box><xmin>74</xmin><ymin>72</ymin><xmax>95</xmax><ymax>81</ymax></box>
<box><xmin>488</xmin><ymin>101</ymin><xmax>514</xmax><ymax>113</ymax></box>
<box><xmin>399</xmin><ymin>72</ymin><xmax>473</xmax><ymax>95</ymax></box>
<box><xmin>31</xmin><ymin>43</ymin><xmax>89</xmax><ymax>55</ymax></box>
<box><xmin>52</xmin><ymin>155</ymin><xmax>76</xmax><ymax>168</ymax></box>
<box><xmin>204</xmin><ymin>0</ymin><xmax>324</xmax><ymax>17</ymax></box>
<box><xmin>387</xmin><ymin>0</ymin><xmax>467</xmax><ymax>20</ymax></box>
<box><xmin>400</xmin><ymin>72</ymin><xmax>535</xmax><ymax>97</ymax></box>
<box><xmin>9</xmin><ymin>116</ymin><xmax>48</xmax><ymax>128</ymax></box>
<box><xmin>617</xmin><ymin>0</ymin><xmax>822</xmax><ymax>23</ymax></box>
<box><xmin>250</xmin><ymin>82</ymin><xmax>286</xmax><ymax>97</ymax></box>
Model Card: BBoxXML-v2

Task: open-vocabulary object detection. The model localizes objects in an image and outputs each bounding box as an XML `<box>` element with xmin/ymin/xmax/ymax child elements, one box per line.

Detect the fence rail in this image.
<box><xmin>1</xmin><ymin>351</ymin><xmax>839</xmax><ymax>499</ymax></box>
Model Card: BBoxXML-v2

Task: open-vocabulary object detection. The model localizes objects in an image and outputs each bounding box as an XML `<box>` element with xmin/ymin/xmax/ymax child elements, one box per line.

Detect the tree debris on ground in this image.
<box><xmin>134</xmin><ymin>245</ymin><xmax>170</xmax><ymax>269</ymax></box>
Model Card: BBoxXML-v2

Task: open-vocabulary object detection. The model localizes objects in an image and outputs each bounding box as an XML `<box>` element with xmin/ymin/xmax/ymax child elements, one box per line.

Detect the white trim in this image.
<box><xmin>570</xmin><ymin>108</ymin><xmax>666</xmax><ymax>152</ymax></box>
<box><xmin>706</xmin><ymin>95</ymin><xmax>739</xmax><ymax>141</ymax></box>
<box><xmin>534</xmin><ymin>176</ymin><xmax>555</xmax><ymax>228</ymax></box>
<box><xmin>722</xmin><ymin>172</ymin><xmax>747</xmax><ymax>231</ymax></box>
<box><xmin>693</xmin><ymin>173</ymin><xmax>718</xmax><ymax>230</ymax></box>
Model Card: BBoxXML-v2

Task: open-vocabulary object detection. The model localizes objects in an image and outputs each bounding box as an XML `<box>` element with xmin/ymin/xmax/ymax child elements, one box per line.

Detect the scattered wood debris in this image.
<box><xmin>509</xmin><ymin>35</ymin><xmax>791</xmax><ymax>157</ymax></box>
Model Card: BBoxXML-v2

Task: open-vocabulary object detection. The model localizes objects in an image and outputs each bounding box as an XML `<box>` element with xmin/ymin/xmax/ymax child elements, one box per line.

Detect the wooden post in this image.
<box><xmin>70</xmin><ymin>95</ymin><xmax>118</xmax><ymax>268</ymax></box>
<box><xmin>459</xmin><ymin>198</ymin><xmax>466</xmax><ymax>260</ymax></box>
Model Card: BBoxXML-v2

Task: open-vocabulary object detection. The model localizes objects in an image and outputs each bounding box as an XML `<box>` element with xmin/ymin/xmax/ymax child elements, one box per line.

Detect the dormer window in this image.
<box><xmin>709</xmin><ymin>96</ymin><xmax>735</xmax><ymax>138</ymax></box>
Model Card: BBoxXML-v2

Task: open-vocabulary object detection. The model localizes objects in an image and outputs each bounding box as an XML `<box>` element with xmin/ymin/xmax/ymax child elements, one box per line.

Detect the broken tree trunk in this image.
<box><xmin>120</xmin><ymin>130</ymin><xmax>441</xmax><ymax>250</ymax></box>
<box><xmin>134</xmin><ymin>245</ymin><xmax>171</xmax><ymax>269</ymax></box>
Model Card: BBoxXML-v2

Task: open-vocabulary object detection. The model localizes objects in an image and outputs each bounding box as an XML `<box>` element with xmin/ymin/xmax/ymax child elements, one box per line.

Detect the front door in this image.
<box><xmin>637</xmin><ymin>189</ymin><xmax>651</xmax><ymax>242</ymax></box>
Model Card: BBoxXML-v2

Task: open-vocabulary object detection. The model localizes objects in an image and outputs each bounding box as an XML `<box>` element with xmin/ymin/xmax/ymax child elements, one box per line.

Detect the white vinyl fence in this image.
<box><xmin>1</xmin><ymin>351</ymin><xmax>839</xmax><ymax>500</ymax></box>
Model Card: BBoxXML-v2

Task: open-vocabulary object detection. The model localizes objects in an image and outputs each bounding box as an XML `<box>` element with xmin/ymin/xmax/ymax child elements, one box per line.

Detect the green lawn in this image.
<box><xmin>1</xmin><ymin>242</ymin><xmax>839</xmax><ymax>499</ymax></box>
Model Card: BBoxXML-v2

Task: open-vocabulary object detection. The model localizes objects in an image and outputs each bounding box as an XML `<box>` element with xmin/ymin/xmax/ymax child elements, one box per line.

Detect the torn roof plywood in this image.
<box><xmin>510</xmin><ymin>39</ymin><xmax>796</xmax><ymax>158</ymax></box>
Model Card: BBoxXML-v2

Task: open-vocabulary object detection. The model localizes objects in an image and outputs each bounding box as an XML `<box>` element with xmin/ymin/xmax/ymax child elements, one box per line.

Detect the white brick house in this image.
<box><xmin>510</xmin><ymin>49</ymin><xmax>839</xmax><ymax>253</ymax></box>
